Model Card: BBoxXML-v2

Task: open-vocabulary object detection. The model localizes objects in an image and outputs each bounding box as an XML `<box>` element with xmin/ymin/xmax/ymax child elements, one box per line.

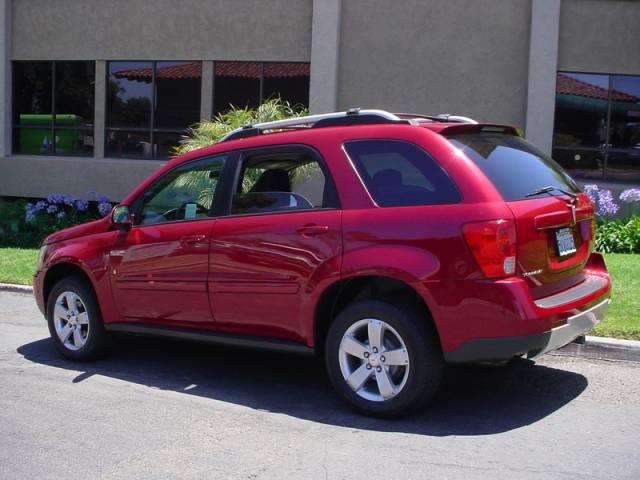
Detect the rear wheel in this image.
<box><xmin>46</xmin><ymin>276</ymin><xmax>109</xmax><ymax>361</ymax></box>
<box><xmin>325</xmin><ymin>300</ymin><xmax>442</xmax><ymax>417</ymax></box>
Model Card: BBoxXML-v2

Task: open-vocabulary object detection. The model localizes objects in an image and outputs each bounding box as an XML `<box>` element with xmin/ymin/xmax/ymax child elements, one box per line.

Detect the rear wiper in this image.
<box><xmin>525</xmin><ymin>185</ymin><xmax>578</xmax><ymax>203</ymax></box>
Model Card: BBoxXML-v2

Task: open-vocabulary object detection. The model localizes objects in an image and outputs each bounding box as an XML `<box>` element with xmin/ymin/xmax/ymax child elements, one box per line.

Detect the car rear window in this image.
<box><xmin>447</xmin><ymin>133</ymin><xmax>580</xmax><ymax>201</ymax></box>
<box><xmin>344</xmin><ymin>140</ymin><xmax>461</xmax><ymax>207</ymax></box>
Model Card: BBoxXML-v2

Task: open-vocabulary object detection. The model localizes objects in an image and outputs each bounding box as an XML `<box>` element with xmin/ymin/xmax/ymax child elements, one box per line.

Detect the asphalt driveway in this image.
<box><xmin>1</xmin><ymin>291</ymin><xmax>639</xmax><ymax>479</ymax></box>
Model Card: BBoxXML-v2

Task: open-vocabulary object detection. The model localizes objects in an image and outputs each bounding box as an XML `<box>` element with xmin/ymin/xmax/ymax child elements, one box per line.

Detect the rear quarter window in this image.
<box><xmin>344</xmin><ymin>139</ymin><xmax>461</xmax><ymax>207</ymax></box>
<box><xmin>447</xmin><ymin>133</ymin><xmax>580</xmax><ymax>201</ymax></box>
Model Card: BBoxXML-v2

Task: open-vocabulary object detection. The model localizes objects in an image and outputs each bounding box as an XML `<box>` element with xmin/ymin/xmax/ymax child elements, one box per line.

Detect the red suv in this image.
<box><xmin>33</xmin><ymin>109</ymin><xmax>611</xmax><ymax>417</ymax></box>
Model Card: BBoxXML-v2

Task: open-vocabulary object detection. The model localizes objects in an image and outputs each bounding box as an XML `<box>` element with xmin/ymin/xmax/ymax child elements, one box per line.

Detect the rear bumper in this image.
<box><xmin>444</xmin><ymin>297</ymin><xmax>610</xmax><ymax>363</ymax></box>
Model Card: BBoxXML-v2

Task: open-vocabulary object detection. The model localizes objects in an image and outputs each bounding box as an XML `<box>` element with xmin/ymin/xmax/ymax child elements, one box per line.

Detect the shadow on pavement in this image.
<box><xmin>18</xmin><ymin>334</ymin><xmax>588</xmax><ymax>436</ymax></box>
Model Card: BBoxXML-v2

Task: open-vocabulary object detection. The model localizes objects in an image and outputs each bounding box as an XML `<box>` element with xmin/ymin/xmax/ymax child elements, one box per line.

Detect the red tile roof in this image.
<box><xmin>113</xmin><ymin>62</ymin><xmax>310</xmax><ymax>81</ymax></box>
<box><xmin>556</xmin><ymin>73</ymin><xmax>639</xmax><ymax>102</ymax></box>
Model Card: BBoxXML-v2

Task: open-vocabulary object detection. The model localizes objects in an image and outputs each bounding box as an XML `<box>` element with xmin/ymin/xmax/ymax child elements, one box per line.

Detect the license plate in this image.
<box><xmin>555</xmin><ymin>227</ymin><xmax>577</xmax><ymax>257</ymax></box>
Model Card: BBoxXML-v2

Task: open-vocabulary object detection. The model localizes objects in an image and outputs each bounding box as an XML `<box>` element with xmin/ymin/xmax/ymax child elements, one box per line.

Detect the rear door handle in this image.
<box><xmin>181</xmin><ymin>234</ymin><xmax>207</xmax><ymax>246</ymax></box>
<box><xmin>296</xmin><ymin>225</ymin><xmax>329</xmax><ymax>236</ymax></box>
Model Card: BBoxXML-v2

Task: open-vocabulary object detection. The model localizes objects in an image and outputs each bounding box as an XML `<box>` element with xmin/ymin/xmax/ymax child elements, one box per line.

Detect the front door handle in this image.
<box><xmin>296</xmin><ymin>225</ymin><xmax>329</xmax><ymax>237</ymax></box>
<box><xmin>180</xmin><ymin>234</ymin><xmax>207</xmax><ymax>246</ymax></box>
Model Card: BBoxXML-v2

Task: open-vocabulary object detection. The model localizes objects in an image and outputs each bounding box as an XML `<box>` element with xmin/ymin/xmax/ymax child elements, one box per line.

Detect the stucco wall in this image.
<box><xmin>0</xmin><ymin>156</ymin><xmax>164</xmax><ymax>201</ymax></box>
<box><xmin>337</xmin><ymin>0</ymin><xmax>532</xmax><ymax>127</ymax></box>
<box><xmin>12</xmin><ymin>0</ymin><xmax>312</xmax><ymax>61</ymax></box>
<box><xmin>559</xmin><ymin>0</ymin><xmax>640</xmax><ymax>74</ymax></box>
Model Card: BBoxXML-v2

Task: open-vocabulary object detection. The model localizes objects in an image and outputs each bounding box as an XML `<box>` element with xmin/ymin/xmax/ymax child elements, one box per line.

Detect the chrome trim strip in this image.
<box><xmin>534</xmin><ymin>275</ymin><xmax>609</xmax><ymax>309</ymax></box>
<box><xmin>529</xmin><ymin>297</ymin><xmax>611</xmax><ymax>359</ymax></box>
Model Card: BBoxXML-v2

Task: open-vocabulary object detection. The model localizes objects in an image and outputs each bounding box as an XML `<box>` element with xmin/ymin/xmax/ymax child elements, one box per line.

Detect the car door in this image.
<box><xmin>208</xmin><ymin>145</ymin><xmax>342</xmax><ymax>342</ymax></box>
<box><xmin>109</xmin><ymin>153</ymin><xmax>232</xmax><ymax>326</ymax></box>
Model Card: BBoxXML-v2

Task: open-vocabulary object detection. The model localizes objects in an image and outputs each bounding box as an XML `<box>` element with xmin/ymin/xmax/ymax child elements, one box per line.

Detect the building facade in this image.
<box><xmin>1</xmin><ymin>0</ymin><xmax>639</xmax><ymax>201</ymax></box>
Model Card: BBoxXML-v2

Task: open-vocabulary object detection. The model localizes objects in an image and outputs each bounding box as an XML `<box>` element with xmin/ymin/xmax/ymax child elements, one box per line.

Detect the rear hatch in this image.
<box><xmin>446</xmin><ymin>129</ymin><xmax>595</xmax><ymax>299</ymax></box>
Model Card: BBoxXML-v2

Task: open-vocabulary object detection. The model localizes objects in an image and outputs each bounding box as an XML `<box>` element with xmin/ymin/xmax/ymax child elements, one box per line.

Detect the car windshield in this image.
<box><xmin>447</xmin><ymin>133</ymin><xmax>580</xmax><ymax>201</ymax></box>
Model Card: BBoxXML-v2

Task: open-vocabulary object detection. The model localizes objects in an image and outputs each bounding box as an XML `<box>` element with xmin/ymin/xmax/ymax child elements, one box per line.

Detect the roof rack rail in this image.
<box><xmin>220</xmin><ymin>108</ymin><xmax>410</xmax><ymax>142</ymax></box>
<box><xmin>435</xmin><ymin>113</ymin><xmax>478</xmax><ymax>124</ymax></box>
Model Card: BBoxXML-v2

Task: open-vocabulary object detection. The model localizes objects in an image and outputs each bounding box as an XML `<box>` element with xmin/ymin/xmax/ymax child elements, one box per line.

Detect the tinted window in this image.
<box><xmin>344</xmin><ymin>140</ymin><xmax>461</xmax><ymax>207</ymax></box>
<box><xmin>214</xmin><ymin>61</ymin><xmax>310</xmax><ymax>115</ymax></box>
<box><xmin>12</xmin><ymin>61</ymin><xmax>95</xmax><ymax>156</ymax></box>
<box><xmin>106</xmin><ymin>61</ymin><xmax>202</xmax><ymax>159</ymax></box>
<box><xmin>133</xmin><ymin>155</ymin><xmax>227</xmax><ymax>225</ymax></box>
<box><xmin>232</xmin><ymin>151</ymin><xmax>336</xmax><ymax>215</ymax></box>
<box><xmin>448</xmin><ymin>133</ymin><xmax>579</xmax><ymax>201</ymax></box>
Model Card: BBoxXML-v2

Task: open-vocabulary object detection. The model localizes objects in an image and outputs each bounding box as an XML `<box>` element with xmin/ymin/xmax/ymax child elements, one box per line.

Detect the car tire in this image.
<box><xmin>325</xmin><ymin>300</ymin><xmax>442</xmax><ymax>417</ymax></box>
<box><xmin>46</xmin><ymin>276</ymin><xmax>109</xmax><ymax>361</ymax></box>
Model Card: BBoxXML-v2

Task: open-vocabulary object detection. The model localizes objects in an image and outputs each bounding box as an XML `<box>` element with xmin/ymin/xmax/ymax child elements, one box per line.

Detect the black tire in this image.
<box><xmin>46</xmin><ymin>276</ymin><xmax>109</xmax><ymax>361</ymax></box>
<box><xmin>325</xmin><ymin>300</ymin><xmax>442</xmax><ymax>418</ymax></box>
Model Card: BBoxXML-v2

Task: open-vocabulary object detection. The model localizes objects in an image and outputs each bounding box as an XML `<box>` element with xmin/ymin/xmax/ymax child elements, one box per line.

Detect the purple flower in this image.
<box><xmin>620</xmin><ymin>189</ymin><xmax>640</xmax><ymax>204</ymax></box>
<box><xmin>57</xmin><ymin>211</ymin><xmax>66</xmax><ymax>219</ymax></box>
<box><xmin>98</xmin><ymin>195</ymin><xmax>110</xmax><ymax>204</ymax></box>
<box><xmin>25</xmin><ymin>203</ymin><xmax>36</xmax><ymax>222</ymax></box>
<box><xmin>34</xmin><ymin>200</ymin><xmax>47</xmax><ymax>211</ymax></box>
<box><xmin>583</xmin><ymin>184</ymin><xmax>599</xmax><ymax>205</ymax></box>
<box><xmin>597</xmin><ymin>189</ymin><xmax>619</xmax><ymax>217</ymax></box>
<box><xmin>98</xmin><ymin>201</ymin><xmax>112</xmax><ymax>217</ymax></box>
<box><xmin>74</xmin><ymin>199</ymin><xmax>89</xmax><ymax>212</ymax></box>
<box><xmin>46</xmin><ymin>204</ymin><xmax>58</xmax><ymax>214</ymax></box>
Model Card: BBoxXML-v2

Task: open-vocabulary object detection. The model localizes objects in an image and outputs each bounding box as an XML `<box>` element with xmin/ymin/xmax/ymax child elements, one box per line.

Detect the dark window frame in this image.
<box><xmin>12</xmin><ymin>60</ymin><xmax>95</xmax><ymax>156</ymax></box>
<box><xmin>105</xmin><ymin>60</ymin><xmax>203</xmax><ymax>160</ymax></box>
<box><xmin>553</xmin><ymin>70</ymin><xmax>640</xmax><ymax>181</ymax></box>
<box><xmin>213</xmin><ymin>60</ymin><xmax>310</xmax><ymax>115</ymax></box>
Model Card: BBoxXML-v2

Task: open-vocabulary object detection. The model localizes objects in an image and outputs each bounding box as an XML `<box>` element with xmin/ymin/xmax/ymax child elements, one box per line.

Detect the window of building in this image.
<box><xmin>12</xmin><ymin>61</ymin><xmax>95</xmax><ymax>156</ymax></box>
<box><xmin>344</xmin><ymin>140</ymin><xmax>461</xmax><ymax>207</ymax></box>
<box><xmin>553</xmin><ymin>72</ymin><xmax>640</xmax><ymax>181</ymax></box>
<box><xmin>214</xmin><ymin>62</ymin><xmax>310</xmax><ymax>115</ymax></box>
<box><xmin>106</xmin><ymin>61</ymin><xmax>202</xmax><ymax>160</ymax></box>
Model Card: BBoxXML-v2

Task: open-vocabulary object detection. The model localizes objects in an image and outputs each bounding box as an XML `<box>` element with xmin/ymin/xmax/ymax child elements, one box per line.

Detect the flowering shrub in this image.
<box><xmin>583</xmin><ymin>184</ymin><xmax>620</xmax><ymax>217</ymax></box>
<box><xmin>0</xmin><ymin>192</ymin><xmax>113</xmax><ymax>247</ymax></box>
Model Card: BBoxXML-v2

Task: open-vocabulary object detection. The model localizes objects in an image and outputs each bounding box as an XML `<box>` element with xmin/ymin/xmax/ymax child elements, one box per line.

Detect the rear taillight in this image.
<box><xmin>463</xmin><ymin>219</ymin><xmax>517</xmax><ymax>278</ymax></box>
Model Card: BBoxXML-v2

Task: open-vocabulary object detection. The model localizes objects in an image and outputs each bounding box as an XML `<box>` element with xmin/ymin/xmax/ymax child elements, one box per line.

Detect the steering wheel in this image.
<box><xmin>162</xmin><ymin>202</ymin><xmax>209</xmax><ymax>221</ymax></box>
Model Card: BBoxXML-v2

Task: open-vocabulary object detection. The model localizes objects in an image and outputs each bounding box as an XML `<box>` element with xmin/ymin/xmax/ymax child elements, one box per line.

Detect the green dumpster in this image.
<box><xmin>19</xmin><ymin>114</ymin><xmax>81</xmax><ymax>154</ymax></box>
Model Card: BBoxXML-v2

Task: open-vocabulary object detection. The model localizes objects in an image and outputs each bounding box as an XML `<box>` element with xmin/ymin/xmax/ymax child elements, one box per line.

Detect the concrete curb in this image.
<box><xmin>0</xmin><ymin>282</ymin><xmax>638</xmax><ymax>352</ymax></box>
<box><xmin>585</xmin><ymin>335</ymin><xmax>640</xmax><ymax>350</ymax></box>
<box><xmin>0</xmin><ymin>283</ymin><xmax>33</xmax><ymax>294</ymax></box>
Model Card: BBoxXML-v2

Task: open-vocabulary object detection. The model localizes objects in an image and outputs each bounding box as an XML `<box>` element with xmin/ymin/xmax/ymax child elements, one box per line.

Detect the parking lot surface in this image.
<box><xmin>1</xmin><ymin>291</ymin><xmax>639</xmax><ymax>480</ymax></box>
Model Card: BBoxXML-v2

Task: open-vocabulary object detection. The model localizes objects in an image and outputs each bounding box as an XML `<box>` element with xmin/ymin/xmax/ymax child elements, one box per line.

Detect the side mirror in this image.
<box><xmin>111</xmin><ymin>204</ymin><xmax>133</xmax><ymax>228</ymax></box>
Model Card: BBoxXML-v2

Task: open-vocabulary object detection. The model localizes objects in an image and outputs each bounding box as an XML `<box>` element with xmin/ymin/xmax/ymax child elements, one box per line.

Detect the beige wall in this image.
<box><xmin>0</xmin><ymin>156</ymin><xmax>164</xmax><ymax>200</ymax></box>
<box><xmin>12</xmin><ymin>0</ymin><xmax>312</xmax><ymax>61</ymax></box>
<box><xmin>559</xmin><ymin>0</ymin><xmax>640</xmax><ymax>74</ymax></box>
<box><xmin>337</xmin><ymin>0</ymin><xmax>532</xmax><ymax>127</ymax></box>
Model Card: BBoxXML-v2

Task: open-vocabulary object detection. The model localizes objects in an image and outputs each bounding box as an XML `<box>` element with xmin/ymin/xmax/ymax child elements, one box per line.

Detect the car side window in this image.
<box><xmin>133</xmin><ymin>154</ymin><xmax>227</xmax><ymax>225</ymax></box>
<box><xmin>344</xmin><ymin>139</ymin><xmax>461</xmax><ymax>207</ymax></box>
<box><xmin>231</xmin><ymin>150</ymin><xmax>338</xmax><ymax>215</ymax></box>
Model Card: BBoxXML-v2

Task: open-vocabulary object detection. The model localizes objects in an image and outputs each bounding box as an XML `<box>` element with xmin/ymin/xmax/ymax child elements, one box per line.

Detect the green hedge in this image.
<box><xmin>596</xmin><ymin>217</ymin><xmax>640</xmax><ymax>254</ymax></box>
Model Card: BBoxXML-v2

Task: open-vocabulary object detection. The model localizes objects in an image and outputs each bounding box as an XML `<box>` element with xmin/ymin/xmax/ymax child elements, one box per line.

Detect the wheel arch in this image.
<box><xmin>43</xmin><ymin>262</ymin><xmax>97</xmax><ymax>311</ymax></box>
<box><xmin>313</xmin><ymin>274</ymin><xmax>442</xmax><ymax>356</ymax></box>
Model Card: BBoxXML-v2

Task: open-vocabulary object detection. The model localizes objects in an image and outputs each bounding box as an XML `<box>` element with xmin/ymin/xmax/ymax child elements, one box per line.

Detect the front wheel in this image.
<box><xmin>46</xmin><ymin>276</ymin><xmax>109</xmax><ymax>361</ymax></box>
<box><xmin>325</xmin><ymin>300</ymin><xmax>442</xmax><ymax>417</ymax></box>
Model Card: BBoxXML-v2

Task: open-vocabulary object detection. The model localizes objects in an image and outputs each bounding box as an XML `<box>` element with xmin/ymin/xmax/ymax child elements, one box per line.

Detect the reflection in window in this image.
<box><xmin>214</xmin><ymin>62</ymin><xmax>310</xmax><ymax>115</ymax></box>
<box><xmin>106</xmin><ymin>61</ymin><xmax>202</xmax><ymax>159</ymax></box>
<box><xmin>12</xmin><ymin>61</ymin><xmax>95</xmax><ymax>156</ymax></box>
<box><xmin>553</xmin><ymin>72</ymin><xmax>640</xmax><ymax>181</ymax></box>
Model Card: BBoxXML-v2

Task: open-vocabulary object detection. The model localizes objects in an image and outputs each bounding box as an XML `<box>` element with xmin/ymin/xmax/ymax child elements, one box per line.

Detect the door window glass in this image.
<box><xmin>133</xmin><ymin>154</ymin><xmax>227</xmax><ymax>225</ymax></box>
<box><xmin>232</xmin><ymin>151</ymin><xmax>336</xmax><ymax>215</ymax></box>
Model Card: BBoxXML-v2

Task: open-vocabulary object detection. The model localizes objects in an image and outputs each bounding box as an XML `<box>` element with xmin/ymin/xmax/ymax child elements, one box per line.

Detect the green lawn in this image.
<box><xmin>0</xmin><ymin>248</ymin><xmax>38</xmax><ymax>285</ymax></box>
<box><xmin>592</xmin><ymin>253</ymin><xmax>640</xmax><ymax>340</ymax></box>
<box><xmin>0</xmin><ymin>247</ymin><xmax>638</xmax><ymax>340</ymax></box>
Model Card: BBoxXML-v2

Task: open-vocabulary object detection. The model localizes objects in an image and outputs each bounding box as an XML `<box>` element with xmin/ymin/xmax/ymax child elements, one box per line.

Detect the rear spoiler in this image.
<box><xmin>438</xmin><ymin>124</ymin><xmax>520</xmax><ymax>137</ymax></box>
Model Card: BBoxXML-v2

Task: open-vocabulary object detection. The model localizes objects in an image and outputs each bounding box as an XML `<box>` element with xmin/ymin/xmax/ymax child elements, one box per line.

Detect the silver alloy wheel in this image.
<box><xmin>53</xmin><ymin>291</ymin><xmax>90</xmax><ymax>351</ymax></box>
<box><xmin>338</xmin><ymin>318</ymin><xmax>410</xmax><ymax>402</ymax></box>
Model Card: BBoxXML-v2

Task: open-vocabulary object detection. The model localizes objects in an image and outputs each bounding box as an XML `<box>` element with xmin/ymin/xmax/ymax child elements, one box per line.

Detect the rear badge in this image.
<box><xmin>522</xmin><ymin>269</ymin><xmax>543</xmax><ymax>277</ymax></box>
